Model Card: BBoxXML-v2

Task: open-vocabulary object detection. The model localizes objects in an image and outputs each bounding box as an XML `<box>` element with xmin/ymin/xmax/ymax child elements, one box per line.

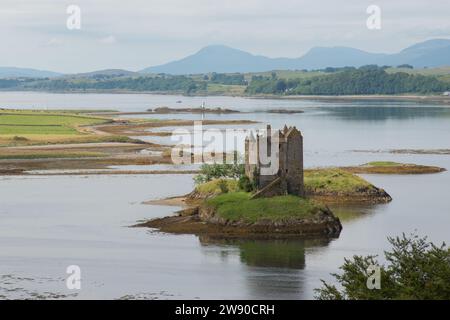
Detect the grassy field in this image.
<box><xmin>205</xmin><ymin>192</ymin><xmax>324</xmax><ymax>223</ymax></box>
<box><xmin>0</xmin><ymin>110</ymin><xmax>109</xmax><ymax>135</ymax></box>
<box><xmin>205</xmin><ymin>83</ymin><xmax>246</xmax><ymax>95</ymax></box>
<box><xmin>0</xmin><ymin>134</ymin><xmax>138</xmax><ymax>148</ymax></box>
<box><xmin>386</xmin><ymin>66</ymin><xmax>450</xmax><ymax>84</ymax></box>
<box><xmin>0</xmin><ymin>109</ymin><xmax>114</xmax><ymax>146</ymax></box>
<box><xmin>0</xmin><ymin>151</ymin><xmax>107</xmax><ymax>160</ymax></box>
<box><xmin>386</xmin><ymin>66</ymin><xmax>450</xmax><ymax>76</ymax></box>
<box><xmin>244</xmin><ymin>70</ymin><xmax>324</xmax><ymax>81</ymax></box>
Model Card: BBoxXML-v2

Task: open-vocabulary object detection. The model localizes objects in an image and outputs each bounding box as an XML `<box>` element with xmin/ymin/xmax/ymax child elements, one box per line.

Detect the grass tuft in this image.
<box><xmin>195</xmin><ymin>179</ymin><xmax>240</xmax><ymax>195</ymax></box>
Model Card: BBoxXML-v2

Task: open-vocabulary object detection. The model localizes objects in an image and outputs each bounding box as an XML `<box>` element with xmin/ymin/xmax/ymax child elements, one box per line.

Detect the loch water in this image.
<box><xmin>1</xmin><ymin>92</ymin><xmax>449</xmax><ymax>299</ymax></box>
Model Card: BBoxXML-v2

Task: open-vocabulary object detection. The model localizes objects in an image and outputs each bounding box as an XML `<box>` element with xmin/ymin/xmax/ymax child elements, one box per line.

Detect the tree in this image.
<box><xmin>397</xmin><ymin>64</ymin><xmax>414</xmax><ymax>69</ymax></box>
<box><xmin>315</xmin><ymin>233</ymin><xmax>450</xmax><ymax>300</ymax></box>
<box><xmin>194</xmin><ymin>161</ymin><xmax>244</xmax><ymax>185</ymax></box>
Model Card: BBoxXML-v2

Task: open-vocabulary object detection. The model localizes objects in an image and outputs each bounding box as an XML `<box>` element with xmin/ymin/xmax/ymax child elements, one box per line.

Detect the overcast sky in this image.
<box><xmin>1</xmin><ymin>0</ymin><xmax>449</xmax><ymax>73</ymax></box>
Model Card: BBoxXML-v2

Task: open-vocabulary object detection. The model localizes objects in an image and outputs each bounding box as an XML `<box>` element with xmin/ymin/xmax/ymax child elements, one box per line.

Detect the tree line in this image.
<box><xmin>245</xmin><ymin>66</ymin><xmax>449</xmax><ymax>95</ymax></box>
<box><xmin>1</xmin><ymin>67</ymin><xmax>448</xmax><ymax>95</ymax></box>
<box><xmin>16</xmin><ymin>75</ymin><xmax>207</xmax><ymax>94</ymax></box>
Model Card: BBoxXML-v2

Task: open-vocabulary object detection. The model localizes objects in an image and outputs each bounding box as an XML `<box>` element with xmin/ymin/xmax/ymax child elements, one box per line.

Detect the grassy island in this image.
<box><xmin>141</xmin><ymin>168</ymin><xmax>345</xmax><ymax>237</ymax></box>
<box><xmin>342</xmin><ymin>161</ymin><xmax>446</xmax><ymax>174</ymax></box>
<box><xmin>204</xmin><ymin>192</ymin><xmax>326</xmax><ymax>223</ymax></box>
<box><xmin>303</xmin><ymin>169</ymin><xmax>391</xmax><ymax>203</ymax></box>
<box><xmin>305</xmin><ymin>169</ymin><xmax>374</xmax><ymax>194</ymax></box>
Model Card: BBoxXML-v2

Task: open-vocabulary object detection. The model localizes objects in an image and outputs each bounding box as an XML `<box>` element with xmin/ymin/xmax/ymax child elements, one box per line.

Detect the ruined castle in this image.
<box><xmin>244</xmin><ymin>125</ymin><xmax>304</xmax><ymax>198</ymax></box>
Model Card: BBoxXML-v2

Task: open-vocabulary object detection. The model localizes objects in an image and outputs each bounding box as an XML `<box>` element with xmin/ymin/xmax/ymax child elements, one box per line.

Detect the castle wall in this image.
<box><xmin>245</xmin><ymin>137</ymin><xmax>257</xmax><ymax>181</ymax></box>
<box><xmin>244</xmin><ymin>125</ymin><xmax>304</xmax><ymax>198</ymax></box>
<box><xmin>286</xmin><ymin>131</ymin><xmax>304</xmax><ymax>196</ymax></box>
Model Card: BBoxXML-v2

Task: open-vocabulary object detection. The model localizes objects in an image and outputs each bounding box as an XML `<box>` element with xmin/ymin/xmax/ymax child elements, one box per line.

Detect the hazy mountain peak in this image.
<box><xmin>0</xmin><ymin>67</ymin><xmax>62</xmax><ymax>79</ymax></box>
<box><xmin>401</xmin><ymin>38</ymin><xmax>450</xmax><ymax>53</ymax></box>
<box><xmin>141</xmin><ymin>39</ymin><xmax>450</xmax><ymax>74</ymax></box>
<box><xmin>197</xmin><ymin>44</ymin><xmax>245</xmax><ymax>53</ymax></box>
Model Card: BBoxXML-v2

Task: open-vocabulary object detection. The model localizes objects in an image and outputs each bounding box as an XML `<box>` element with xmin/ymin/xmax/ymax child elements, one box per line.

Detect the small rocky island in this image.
<box><xmin>138</xmin><ymin>125</ymin><xmax>343</xmax><ymax>238</ymax></box>
<box><xmin>138</xmin><ymin>126</ymin><xmax>450</xmax><ymax>238</ymax></box>
<box><xmin>141</xmin><ymin>194</ymin><xmax>341</xmax><ymax>238</ymax></box>
<box><xmin>147</xmin><ymin>106</ymin><xmax>239</xmax><ymax>114</ymax></box>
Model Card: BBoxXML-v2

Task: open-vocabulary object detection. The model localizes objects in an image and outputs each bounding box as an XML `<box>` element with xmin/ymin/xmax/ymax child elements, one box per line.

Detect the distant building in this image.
<box><xmin>245</xmin><ymin>125</ymin><xmax>304</xmax><ymax>198</ymax></box>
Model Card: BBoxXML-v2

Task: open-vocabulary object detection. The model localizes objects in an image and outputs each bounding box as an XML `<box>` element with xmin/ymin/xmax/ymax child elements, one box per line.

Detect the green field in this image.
<box><xmin>386</xmin><ymin>66</ymin><xmax>450</xmax><ymax>84</ymax></box>
<box><xmin>244</xmin><ymin>70</ymin><xmax>324</xmax><ymax>81</ymax></box>
<box><xmin>386</xmin><ymin>66</ymin><xmax>450</xmax><ymax>76</ymax></box>
<box><xmin>205</xmin><ymin>83</ymin><xmax>246</xmax><ymax>95</ymax></box>
<box><xmin>0</xmin><ymin>151</ymin><xmax>107</xmax><ymax>160</ymax></box>
<box><xmin>0</xmin><ymin>110</ymin><xmax>110</xmax><ymax>135</ymax></box>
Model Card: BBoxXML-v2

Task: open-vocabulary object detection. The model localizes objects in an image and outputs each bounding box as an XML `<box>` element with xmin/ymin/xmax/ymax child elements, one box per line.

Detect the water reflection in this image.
<box><xmin>320</xmin><ymin>106</ymin><xmax>450</xmax><ymax>121</ymax></box>
<box><xmin>329</xmin><ymin>203</ymin><xmax>383</xmax><ymax>222</ymax></box>
<box><xmin>198</xmin><ymin>236</ymin><xmax>332</xmax><ymax>299</ymax></box>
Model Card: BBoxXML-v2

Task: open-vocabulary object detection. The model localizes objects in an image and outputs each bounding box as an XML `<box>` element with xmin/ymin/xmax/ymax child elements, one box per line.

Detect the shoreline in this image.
<box><xmin>136</xmin><ymin>198</ymin><xmax>343</xmax><ymax>239</ymax></box>
<box><xmin>1</xmin><ymin>90</ymin><xmax>450</xmax><ymax>105</ymax></box>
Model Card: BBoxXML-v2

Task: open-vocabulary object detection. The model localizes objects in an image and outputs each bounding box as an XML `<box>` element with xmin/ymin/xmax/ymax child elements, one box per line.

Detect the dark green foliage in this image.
<box><xmin>218</xmin><ymin>179</ymin><xmax>229</xmax><ymax>193</ymax></box>
<box><xmin>0</xmin><ymin>79</ymin><xmax>21</xmax><ymax>88</ymax></box>
<box><xmin>321</xmin><ymin>66</ymin><xmax>356</xmax><ymax>73</ymax></box>
<box><xmin>209</xmin><ymin>72</ymin><xmax>246</xmax><ymax>85</ymax></box>
<box><xmin>238</xmin><ymin>175</ymin><xmax>256</xmax><ymax>192</ymax></box>
<box><xmin>194</xmin><ymin>162</ymin><xmax>245</xmax><ymax>184</ymax></box>
<box><xmin>397</xmin><ymin>64</ymin><xmax>414</xmax><ymax>69</ymax></box>
<box><xmin>2</xmin><ymin>75</ymin><xmax>207</xmax><ymax>94</ymax></box>
<box><xmin>246</xmin><ymin>66</ymin><xmax>449</xmax><ymax>95</ymax></box>
<box><xmin>315</xmin><ymin>233</ymin><xmax>450</xmax><ymax>300</ymax></box>
<box><xmin>2</xmin><ymin>65</ymin><xmax>447</xmax><ymax>95</ymax></box>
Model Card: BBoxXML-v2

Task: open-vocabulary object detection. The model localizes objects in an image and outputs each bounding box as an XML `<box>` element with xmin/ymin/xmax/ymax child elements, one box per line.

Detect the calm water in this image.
<box><xmin>1</xmin><ymin>92</ymin><xmax>450</xmax><ymax>299</ymax></box>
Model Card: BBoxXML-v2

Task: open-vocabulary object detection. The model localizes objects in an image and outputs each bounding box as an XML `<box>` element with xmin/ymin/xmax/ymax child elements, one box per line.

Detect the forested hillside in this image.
<box><xmin>1</xmin><ymin>66</ymin><xmax>448</xmax><ymax>95</ymax></box>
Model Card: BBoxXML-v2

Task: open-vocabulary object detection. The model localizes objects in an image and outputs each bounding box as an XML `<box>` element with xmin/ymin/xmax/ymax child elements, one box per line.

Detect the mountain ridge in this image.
<box><xmin>141</xmin><ymin>39</ymin><xmax>450</xmax><ymax>74</ymax></box>
<box><xmin>2</xmin><ymin>39</ymin><xmax>450</xmax><ymax>78</ymax></box>
<box><xmin>0</xmin><ymin>67</ymin><xmax>62</xmax><ymax>79</ymax></box>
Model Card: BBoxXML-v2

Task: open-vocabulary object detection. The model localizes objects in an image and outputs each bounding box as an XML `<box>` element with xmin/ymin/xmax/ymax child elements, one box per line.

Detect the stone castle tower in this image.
<box><xmin>245</xmin><ymin>125</ymin><xmax>304</xmax><ymax>198</ymax></box>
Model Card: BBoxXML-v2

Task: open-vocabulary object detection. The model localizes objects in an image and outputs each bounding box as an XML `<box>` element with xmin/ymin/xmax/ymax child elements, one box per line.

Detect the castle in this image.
<box><xmin>244</xmin><ymin>125</ymin><xmax>304</xmax><ymax>198</ymax></box>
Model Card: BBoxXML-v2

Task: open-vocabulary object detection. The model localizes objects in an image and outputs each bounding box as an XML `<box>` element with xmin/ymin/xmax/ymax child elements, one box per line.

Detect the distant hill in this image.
<box><xmin>0</xmin><ymin>67</ymin><xmax>138</xmax><ymax>80</ymax></box>
<box><xmin>141</xmin><ymin>45</ymin><xmax>299</xmax><ymax>74</ymax></box>
<box><xmin>0</xmin><ymin>67</ymin><xmax>61</xmax><ymax>78</ymax></box>
<box><xmin>141</xmin><ymin>39</ymin><xmax>450</xmax><ymax>74</ymax></box>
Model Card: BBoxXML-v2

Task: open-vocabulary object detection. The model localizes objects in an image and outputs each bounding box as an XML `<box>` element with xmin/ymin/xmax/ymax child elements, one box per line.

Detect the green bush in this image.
<box><xmin>315</xmin><ymin>233</ymin><xmax>450</xmax><ymax>300</ymax></box>
<box><xmin>238</xmin><ymin>175</ymin><xmax>255</xmax><ymax>192</ymax></box>
<box><xmin>194</xmin><ymin>162</ymin><xmax>244</xmax><ymax>184</ymax></box>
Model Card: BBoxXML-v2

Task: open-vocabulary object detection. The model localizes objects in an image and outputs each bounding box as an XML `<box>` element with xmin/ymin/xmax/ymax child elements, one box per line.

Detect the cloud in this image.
<box><xmin>45</xmin><ymin>38</ymin><xmax>63</xmax><ymax>47</ymax></box>
<box><xmin>1</xmin><ymin>0</ymin><xmax>449</xmax><ymax>72</ymax></box>
<box><xmin>99</xmin><ymin>35</ymin><xmax>117</xmax><ymax>44</ymax></box>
